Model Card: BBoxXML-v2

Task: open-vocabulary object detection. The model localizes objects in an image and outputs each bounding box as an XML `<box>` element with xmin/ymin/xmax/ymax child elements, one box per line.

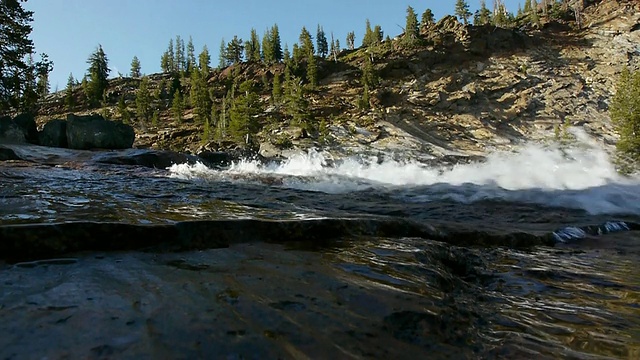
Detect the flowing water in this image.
<box><xmin>1</xmin><ymin>135</ymin><xmax>639</xmax><ymax>359</ymax></box>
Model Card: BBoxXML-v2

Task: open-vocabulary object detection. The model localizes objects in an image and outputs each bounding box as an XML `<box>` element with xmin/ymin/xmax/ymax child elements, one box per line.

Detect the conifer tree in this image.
<box><xmin>307</xmin><ymin>53</ymin><xmax>318</xmax><ymax>89</ymax></box>
<box><xmin>475</xmin><ymin>0</ymin><xmax>493</xmax><ymax>26</ymax></box>
<box><xmin>228</xmin><ymin>80</ymin><xmax>261</xmax><ymax>144</ymax></box>
<box><xmin>219</xmin><ymin>38</ymin><xmax>228</xmax><ymax>68</ymax></box>
<box><xmin>402</xmin><ymin>6</ymin><xmax>420</xmax><ymax>47</ymax></box>
<box><xmin>130</xmin><ymin>56</ymin><xmax>141</xmax><ymax>78</ymax></box>
<box><xmin>316</xmin><ymin>25</ymin><xmax>328</xmax><ymax>58</ymax></box>
<box><xmin>199</xmin><ymin>45</ymin><xmax>211</xmax><ymax>73</ymax></box>
<box><xmin>160</xmin><ymin>52</ymin><xmax>171</xmax><ymax>73</ymax></box>
<box><xmin>190</xmin><ymin>69</ymin><xmax>212</xmax><ymax>123</ymax></box>
<box><xmin>117</xmin><ymin>95</ymin><xmax>130</xmax><ymax>123</ymax></box>
<box><xmin>136</xmin><ymin>76</ymin><xmax>152</xmax><ymax>123</ymax></box>
<box><xmin>186</xmin><ymin>36</ymin><xmax>196</xmax><ymax>74</ymax></box>
<box><xmin>167</xmin><ymin>38</ymin><xmax>175</xmax><ymax>72</ymax></box>
<box><xmin>175</xmin><ymin>35</ymin><xmax>185</xmax><ymax>73</ymax></box>
<box><xmin>346</xmin><ymin>32</ymin><xmax>355</xmax><ymax>50</ymax></box>
<box><xmin>65</xmin><ymin>73</ymin><xmax>75</xmax><ymax>111</ymax></box>
<box><xmin>455</xmin><ymin>0</ymin><xmax>472</xmax><ymax>25</ymax></box>
<box><xmin>272</xmin><ymin>73</ymin><xmax>282</xmax><ymax>103</ymax></box>
<box><xmin>530</xmin><ymin>0</ymin><xmax>540</xmax><ymax>25</ymax></box>
<box><xmin>611</xmin><ymin>67</ymin><xmax>640</xmax><ymax>169</ymax></box>
<box><xmin>284</xmin><ymin>75</ymin><xmax>310</xmax><ymax>128</ymax></box>
<box><xmin>262</xmin><ymin>29</ymin><xmax>275</xmax><ymax>63</ymax></box>
<box><xmin>36</xmin><ymin>54</ymin><xmax>52</xmax><ymax>97</ymax></box>
<box><xmin>421</xmin><ymin>9</ymin><xmax>435</xmax><ymax>29</ymax></box>
<box><xmin>246</xmin><ymin>28</ymin><xmax>261</xmax><ymax>62</ymax></box>
<box><xmin>362</xmin><ymin>19</ymin><xmax>374</xmax><ymax>48</ymax></box>
<box><xmin>373</xmin><ymin>25</ymin><xmax>383</xmax><ymax>44</ymax></box>
<box><xmin>171</xmin><ymin>90</ymin><xmax>184</xmax><ymax>123</ymax></box>
<box><xmin>225</xmin><ymin>36</ymin><xmax>244</xmax><ymax>64</ymax></box>
<box><xmin>330</xmin><ymin>33</ymin><xmax>338</xmax><ymax>61</ymax></box>
<box><xmin>271</xmin><ymin>24</ymin><xmax>283</xmax><ymax>62</ymax></box>
<box><xmin>299</xmin><ymin>27</ymin><xmax>314</xmax><ymax>58</ymax></box>
<box><xmin>86</xmin><ymin>45</ymin><xmax>110</xmax><ymax>107</ymax></box>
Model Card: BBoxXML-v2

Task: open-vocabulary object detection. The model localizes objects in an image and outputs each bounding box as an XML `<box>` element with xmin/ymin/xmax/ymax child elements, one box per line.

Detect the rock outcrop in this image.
<box><xmin>38</xmin><ymin>119</ymin><xmax>68</xmax><ymax>148</ymax></box>
<box><xmin>0</xmin><ymin>116</ymin><xmax>25</xmax><ymax>143</ymax></box>
<box><xmin>66</xmin><ymin>114</ymin><xmax>135</xmax><ymax>150</ymax></box>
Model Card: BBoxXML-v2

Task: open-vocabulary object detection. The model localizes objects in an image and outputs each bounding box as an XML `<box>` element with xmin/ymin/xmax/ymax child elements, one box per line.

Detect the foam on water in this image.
<box><xmin>169</xmin><ymin>129</ymin><xmax>640</xmax><ymax>215</ymax></box>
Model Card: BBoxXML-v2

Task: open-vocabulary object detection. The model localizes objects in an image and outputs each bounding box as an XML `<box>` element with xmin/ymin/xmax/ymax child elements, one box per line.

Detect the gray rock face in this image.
<box><xmin>66</xmin><ymin>114</ymin><xmax>135</xmax><ymax>150</ymax></box>
<box><xmin>12</xmin><ymin>113</ymin><xmax>38</xmax><ymax>144</ymax></box>
<box><xmin>39</xmin><ymin>119</ymin><xmax>68</xmax><ymax>148</ymax></box>
<box><xmin>0</xmin><ymin>116</ymin><xmax>26</xmax><ymax>143</ymax></box>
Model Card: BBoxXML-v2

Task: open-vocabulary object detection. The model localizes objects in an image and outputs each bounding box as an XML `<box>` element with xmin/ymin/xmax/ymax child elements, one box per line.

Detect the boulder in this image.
<box><xmin>0</xmin><ymin>116</ymin><xmax>26</xmax><ymax>143</ymax></box>
<box><xmin>12</xmin><ymin>113</ymin><xmax>38</xmax><ymax>144</ymax></box>
<box><xmin>66</xmin><ymin>114</ymin><xmax>135</xmax><ymax>150</ymax></box>
<box><xmin>39</xmin><ymin>119</ymin><xmax>68</xmax><ymax>148</ymax></box>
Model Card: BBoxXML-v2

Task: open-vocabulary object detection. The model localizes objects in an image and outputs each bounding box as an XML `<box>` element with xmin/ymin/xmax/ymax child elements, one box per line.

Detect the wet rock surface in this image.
<box><xmin>1</xmin><ymin>141</ymin><xmax>640</xmax><ymax>358</ymax></box>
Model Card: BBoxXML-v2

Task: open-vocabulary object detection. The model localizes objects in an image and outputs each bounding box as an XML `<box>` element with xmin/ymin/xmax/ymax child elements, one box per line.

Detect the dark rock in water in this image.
<box><xmin>94</xmin><ymin>149</ymin><xmax>198</xmax><ymax>169</ymax></box>
<box><xmin>0</xmin><ymin>116</ymin><xmax>26</xmax><ymax>143</ymax></box>
<box><xmin>197</xmin><ymin>151</ymin><xmax>236</xmax><ymax>168</ymax></box>
<box><xmin>39</xmin><ymin>119</ymin><xmax>68</xmax><ymax>148</ymax></box>
<box><xmin>0</xmin><ymin>146</ymin><xmax>20</xmax><ymax>161</ymax></box>
<box><xmin>12</xmin><ymin>113</ymin><xmax>38</xmax><ymax>145</ymax></box>
<box><xmin>66</xmin><ymin>113</ymin><xmax>135</xmax><ymax>150</ymax></box>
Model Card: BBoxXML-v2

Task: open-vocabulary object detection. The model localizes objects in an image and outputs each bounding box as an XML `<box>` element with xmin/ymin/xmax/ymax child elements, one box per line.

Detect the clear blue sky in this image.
<box><xmin>25</xmin><ymin>0</ymin><xmax>525</xmax><ymax>91</ymax></box>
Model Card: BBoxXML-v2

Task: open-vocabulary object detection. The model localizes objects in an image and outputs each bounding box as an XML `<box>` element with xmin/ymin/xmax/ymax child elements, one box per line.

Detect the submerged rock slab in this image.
<box><xmin>0</xmin><ymin>218</ymin><xmax>555</xmax><ymax>262</ymax></box>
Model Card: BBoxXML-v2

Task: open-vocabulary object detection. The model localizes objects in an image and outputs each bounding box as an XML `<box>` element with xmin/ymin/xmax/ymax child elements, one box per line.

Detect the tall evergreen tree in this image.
<box><xmin>299</xmin><ymin>27</ymin><xmax>314</xmax><ymax>59</ymax></box>
<box><xmin>316</xmin><ymin>25</ymin><xmax>328</xmax><ymax>58</ymax></box>
<box><xmin>403</xmin><ymin>6</ymin><xmax>420</xmax><ymax>45</ymax></box>
<box><xmin>245</xmin><ymin>28</ymin><xmax>261</xmax><ymax>62</ymax></box>
<box><xmin>455</xmin><ymin>0</ymin><xmax>472</xmax><ymax>25</ymax></box>
<box><xmin>167</xmin><ymin>38</ymin><xmax>175</xmax><ymax>72</ymax></box>
<box><xmin>36</xmin><ymin>53</ymin><xmax>53</xmax><ymax>97</ymax></box>
<box><xmin>362</xmin><ymin>19</ymin><xmax>375</xmax><ymax>47</ymax></box>
<box><xmin>198</xmin><ymin>45</ymin><xmax>211</xmax><ymax>73</ymax></box>
<box><xmin>224</xmin><ymin>36</ymin><xmax>244</xmax><ymax>65</ymax></box>
<box><xmin>272</xmin><ymin>73</ymin><xmax>282</xmax><ymax>103</ymax></box>
<box><xmin>190</xmin><ymin>69</ymin><xmax>212</xmax><ymax>123</ymax></box>
<box><xmin>373</xmin><ymin>25</ymin><xmax>384</xmax><ymax>44</ymax></box>
<box><xmin>65</xmin><ymin>73</ymin><xmax>75</xmax><ymax>111</ymax></box>
<box><xmin>530</xmin><ymin>0</ymin><xmax>540</xmax><ymax>25</ymax></box>
<box><xmin>136</xmin><ymin>76</ymin><xmax>152</xmax><ymax>123</ymax></box>
<box><xmin>175</xmin><ymin>35</ymin><xmax>185</xmax><ymax>73</ymax></box>
<box><xmin>271</xmin><ymin>24</ymin><xmax>283</xmax><ymax>62</ymax></box>
<box><xmin>262</xmin><ymin>29</ymin><xmax>275</xmax><ymax>63</ymax></box>
<box><xmin>219</xmin><ymin>38</ymin><xmax>228</xmax><ymax>68</ymax></box>
<box><xmin>474</xmin><ymin>1</ymin><xmax>493</xmax><ymax>25</ymax></box>
<box><xmin>421</xmin><ymin>8</ymin><xmax>435</xmax><ymax>29</ymax></box>
<box><xmin>171</xmin><ymin>90</ymin><xmax>184</xmax><ymax>123</ymax></box>
<box><xmin>228</xmin><ymin>80</ymin><xmax>261</xmax><ymax>144</ymax></box>
<box><xmin>186</xmin><ymin>36</ymin><xmax>196</xmax><ymax>73</ymax></box>
<box><xmin>130</xmin><ymin>56</ymin><xmax>141</xmax><ymax>78</ymax></box>
<box><xmin>307</xmin><ymin>53</ymin><xmax>318</xmax><ymax>89</ymax></box>
<box><xmin>346</xmin><ymin>32</ymin><xmax>355</xmax><ymax>50</ymax></box>
<box><xmin>86</xmin><ymin>45</ymin><xmax>110</xmax><ymax>107</ymax></box>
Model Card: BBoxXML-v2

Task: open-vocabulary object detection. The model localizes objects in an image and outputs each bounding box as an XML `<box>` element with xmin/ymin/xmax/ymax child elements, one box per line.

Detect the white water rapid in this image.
<box><xmin>169</xmin><ymin>130</ymin><xmax>640</xmax><ymax>215</ymax></box>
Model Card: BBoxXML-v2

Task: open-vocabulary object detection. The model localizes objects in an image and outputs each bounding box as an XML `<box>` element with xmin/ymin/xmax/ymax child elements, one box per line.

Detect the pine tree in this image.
<box><xmin>171</xmin><ymin>90</ymin><xmax>184</xmax><ymax>123</ymax></box>
<box><xmin>421</xmin><ymin>9</ymin><xmax>435</xmax><ymax>29</ymax></box>
<box><xmin>272</xmin><ymin>73</ymin><xmax>282</xmax><ymax>103</ymax></box>
<box><xmin>246</xmin><ymin>28</ymin><xmax>261</xmax><ymax>62</ymax></box>
<box><xmin>271</xmin><ymin>24</ymin><xmax>283</xmax><ymax>62</ymax></box>
<box><xmin>198</xmin><ymin>45</ymin><xmax>211</xmax><ymax>73</ymax></box>
<box><xmin>0</xmin><ymin>0</ymin><xmax>40</xmax><ymax>112</ymax></box>
<box><xmin>316</xmin><ymin>25</ymin><xmax>328</xmax><ymax>58</ymax></box>
<box><xmin>403</xmin><ymin>6</ymin><xmax>420</xmax><ymax>45</ymax></box>
<box><xmin>455</xmin><ymin>0</ymin><xmax>472</xmax><ymax>25</ymax></box>
<box><xmin>175</xmin><ymin>35</ymin><xmax>185</xmax><ymax>73</ymax></box>
<box><xmin>219</xmin><ymin>38</ymin><xmax>228</xmax><ymax>68</ymax></box>
<box><xmin>358</xmin><ymin>84</ymin><xmax>370</xmax><ymax>110</ymax></box>
<box><xmin>362</xmin><ymin>19</ymin><xmax>374</xmax><ymax>48</ymax></box>
<box><xmin>36</xmin><ymin>54</ymin><xmax>52</xmax><ymax>98</ymax></box>
<box><xmin>86</xmin><ymin>45</ymin><xmax>110</xmax><ymax>107</ymax></box>
<box><xmin>530</xmin><ymin>0</ymin><xmax>540</xmax><ymax>25</ymax></box>
<box><xmin>611</xmin><ymin>67</ymin><xmax>640</xmax><ymax>170</ymax></box>
<box><xmin>284</xmin><ymin>76</ymin><xmax>310</xmax><ymax>129</ymax></box>
<box><xmin>136</xmin><ymin>76</ymin><xmax>152</xmax><ymax>123</ymax></box>
<box><xmin>373</xmin><ymin>25</ymin><xmax>383</xmax><ymax>44</ymax></box>
<box><xmin>160</xmin><ymin>52</ymin><xmax>171</xmax><ymax>73</ymax></box>
<box><xmin>307</xmin><ymin>53</ymin><xmax>318</xmax><ymax>89</ymax></box>
<box><xmin>475</xmin><ymin>0</ymin><xmax>493</xmax><ymax>26</ymax></box>
<box><xmin>186</xmin><ymin>36</ymin><xmax>196</xmax><ymax>74</ymax></box>
<box><xmin>228</xmin><ymin>80</ymin><xmax>261</xmax><ymax>144</ymax></box>
<box><xmin>167</xmin><ymin>38</ymin><xmax>175</xmax><ymax>72</ymax></box>
<box><xmin>130</xmin><ymin>56</ymin><xmax>141</xmax><ymax>78</ymax></box>
<box><xmin>65</xmin><ymin>73</ymin><xmax>75</xmax><ymax>111</ymax></box>
<box><xmin>361</xmin><ymin>56</ymin><xmax>379</xmax><ymax>88</ymax></box>
<box><xmin>117</xmin><ymin>95</ymin><xmax>130</xmax><ymax>124</ymax></box>
<box><xmin>299</xmin><ymin>27</ymin><xmax>314</xmax><ymax>58</ymax></box>
<box><xmin>346</xmin><ymin>32</ymin><xmax>355</xmax><ymax>50</ymax></box>
<box><xmin>190</xmin><ymin>69</ymin><xmax>212</xmax><ymax>123</ymax></box>
<box><xmin>225</xmin><ymin>36</ymin><xmax>244</xmax><ymax>64</ymax></box>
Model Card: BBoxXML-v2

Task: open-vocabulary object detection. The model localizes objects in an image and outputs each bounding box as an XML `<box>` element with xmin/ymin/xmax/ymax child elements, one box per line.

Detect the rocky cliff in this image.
<box><xmin>35</xmin><ymin>0</ymin><xmax>640</xmax><ymax>160</ymax></box>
